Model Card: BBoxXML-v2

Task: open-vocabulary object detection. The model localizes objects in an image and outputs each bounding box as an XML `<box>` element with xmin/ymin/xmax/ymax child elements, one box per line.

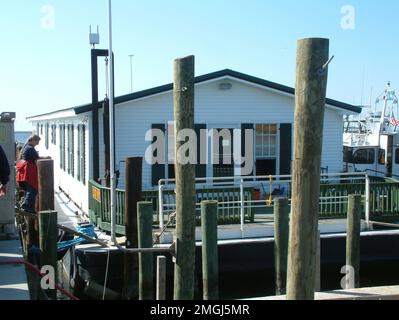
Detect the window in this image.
<box><xmin>255</xmin><ymin>124</ymin><xmax>277</xmax><ymax>158</ymax></box>
<box><xmin>352</xmin><ymin>148</ymin><xmax>375</xmax><ymax>164</ymax></box>
<box><xmin>77</xmin><ymin>125</ymin><xmax>86</xmax><ymax>184</ymax></box>
<box><xmin>60</xmin><ymin>125</ymin><xmax>66</xmax><ymax>170</ymax></box>
<box><xmin>378</xmin><ymin>149</ymin><xmax>386</xmax><ymax>165</ymax></box>
<box><xmin>51</xmin><ymin>125</ymin><xmax>56</xmax><ymax>145</ymax></box>
<box><xmin>45</xmin><ymin>123</ymin><xmax>49</xmax><ymax>149</ymax></box>
<box><xmin>255</xmin><ymin>124</ymin><xmax>277</xmax><ymax>176</ymax></box>
<box><xmin>395</xmin><ymin>148</ymin><xmax>399</xmax><ymax>164</ymax></box>
<box><xmin>67</xmin><ymin>125</ymin><xmax>75</xmax><ymax>177</ymax></box>
<box><xmin>343</xmin><ymin>146</ymin><xmax>354</xmax><ymax>163</ymax></box>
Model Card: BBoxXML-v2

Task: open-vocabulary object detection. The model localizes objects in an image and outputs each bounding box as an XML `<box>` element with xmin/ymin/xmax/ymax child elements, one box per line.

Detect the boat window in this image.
<box><xmin>352</xmin><ymin>148</ymin><xmax>375</xmax><ymax>164</ymax></box>
<box><xmin>343</xmin><ymin>146</ymin><xmax>353</xmax><ymax>163</ymax></box>
<box><xmin>395</xmin><ymin>148</ymin><xmax>399</xmax><ymax>164</ymax></box>
<box><xmin>378</xmin><ymin>149</ymin><xmax>386</xmax><ymax>165</ymax></box>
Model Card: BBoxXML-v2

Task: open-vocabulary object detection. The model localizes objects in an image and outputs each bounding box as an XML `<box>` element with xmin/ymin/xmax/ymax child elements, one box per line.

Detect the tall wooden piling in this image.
<box><xmin>286</xmin><ymin>38</ymin><xmax>329</xmax><ymax>300</ymax></box>
<box><xmin>39</xmin><ymin>210</ymin><xmax>58</xmax><ymax>300</ymax></box>
<box><xmin>173</xmin><ymin>55</ymin><xmax>196</xmax><ymax>300</ymax></box>
<box><xmin>123</xmin><ymin>157</ymin><xmax>142</xmax><ymax>300</ymax></box>
<box><xmin>274</xmin><ymin>197</ymin><xmax>289</xmax><ymax>295</ymax></box>
<box><xmin>346</xmin><ymin>194</ymin><xmax>361</xmax><ymax>288</ymax></box>
<box><xmin>37</xmin><ymin>159</ymin><xmax>55</xmax><ymax>212</ymax></box>
<box><xmin>156</xmin><ymin>256</ymin><xmax>167</xmax><ymax>300</ymax></box>
<box><xmin>137</xmin><ymin>202</ymin><xmax>154</xmax><ymax>300</ymax></box>
<box><xmin>201</xmin><ymin>201</ymin><xmax>219</xmax><ymax>300</ymax></box>
<box><xmin>315</xmin><ymin>230</ymin><xmax>321</xmax><ymax>292</ymax></box>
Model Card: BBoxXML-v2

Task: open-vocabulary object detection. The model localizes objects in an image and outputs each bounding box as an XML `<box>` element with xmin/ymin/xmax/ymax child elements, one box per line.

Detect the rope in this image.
<box><xmin>266</xmin><ymin>175</ymin><xmax>273</xmax><ymax>208</ymax></box>
<box><xmin>0</xmin><ymin>260</ymin><xmax>79</xmax><ymax>300</ymax></box>
<box><xmin>29</xmin><ymin>225</ymin><xmax>97</xmax><ymax>254</ymax></box>
<box><xmin>153</xmin><ymin>211</ymin><xmax>176</xmax><ymax>245</ymax></box>
<box><xmin>105</xmin><ymin>57</ymin><xmax>109</xmax><ymax>99</ymax></box>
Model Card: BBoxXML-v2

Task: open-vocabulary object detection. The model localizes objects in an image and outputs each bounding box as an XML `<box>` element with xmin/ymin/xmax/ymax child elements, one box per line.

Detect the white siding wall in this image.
<box><xmin>114</xmin><ymin>79</ymin><xmax>345</xmax><ymax>189</ymax></box>
<box><xmin>31</xmin><ymin>116</ymin><xmax>90</xmax><ymax>213</ymax></box>
<box><xmin>30</xmin><ymin>78</ymin><xmax>347</xmax><ymax>210</ymax></box>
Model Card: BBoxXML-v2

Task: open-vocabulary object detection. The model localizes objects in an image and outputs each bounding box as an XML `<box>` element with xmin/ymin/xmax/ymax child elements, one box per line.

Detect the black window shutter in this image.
<box><xmin>241</xmin><ymin>123</ymin><xmax>254</xmax><ymax>176</ymax></box>
<box><xmin>195</xmin><ymin>124</ymin><xmax>207</xmax><ymax>178</ymax></box>
<box><xmin>280</xmin><ymin>123</ymin><xmax>292</xmax><ymax>175</ymax></box>
<box><xmin>151</xmin><ymin>124</ymin><xmax>166</xmax><ymax>186</ymax></box>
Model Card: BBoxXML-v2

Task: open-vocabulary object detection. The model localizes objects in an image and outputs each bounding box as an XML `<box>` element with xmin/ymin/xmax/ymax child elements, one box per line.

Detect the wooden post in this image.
<box><xmin>156</xmin><ymin>256</ymin><xmax>167</xmax><ymax>300</ymax></box>
<box><xmin>201</xmin><ymin>201</ymin><xmax>219</xmax><ymax>300</ymax></box>
<box><xmin>39</xmin><ymin>210</ymin><xmax>58</xmax><ymax>300</ymax></box>
<box><xmin>274</xmin><ymin>197</ymin><xmax>289</xmax><ymax>295</ymax></box>
<box><xmin>137</xmin><ymin>202</ymin><xmax>154</xmax><ymax>300</ymax></box>
<box><xmin>286</xmin><ymin>38</ymin><xmax>329</xmax><ymax>300</ymax></box>
<box><xmin>37</xmin><ymin>160</ymin><xmax>55</xmax><ymax>212</ymax></box>
<box><xmin>173</xmin><ymin>55</ymin><xmax>196</xmax><ymax>300</ymax></box>
<box><xmin>315</xmin><ymin>230</ymin><xmax>321</xmax><ymax>292</ymax></box>
<box><xmin>346</xmin><ymin>194</ymin><xmax>361</xmax><ymax>288</ymax></box>
<box><xmin>123</xmin><ymin>157</ymin><xmax>142</xmax><ymax>300</ymax></box>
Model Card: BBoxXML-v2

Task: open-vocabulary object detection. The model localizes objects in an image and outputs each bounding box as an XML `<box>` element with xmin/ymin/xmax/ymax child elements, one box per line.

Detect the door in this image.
<box><xmin>211</xmin><ymin>128</ymin><xmax>235</xmax><ymax>178</ymax></box>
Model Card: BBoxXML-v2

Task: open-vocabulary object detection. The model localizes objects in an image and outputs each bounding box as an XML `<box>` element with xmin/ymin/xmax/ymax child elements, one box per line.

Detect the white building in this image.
<box><xmin>27</xmin><ymin>69</ymin><xmax>361</xmax><ymax>214</ymax></box>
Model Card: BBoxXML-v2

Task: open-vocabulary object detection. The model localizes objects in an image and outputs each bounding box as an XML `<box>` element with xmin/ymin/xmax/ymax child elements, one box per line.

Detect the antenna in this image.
<box><xmin>89</xmin><ymin>25</ymin><xmax>100</xmax><ymax>49</ymax></box>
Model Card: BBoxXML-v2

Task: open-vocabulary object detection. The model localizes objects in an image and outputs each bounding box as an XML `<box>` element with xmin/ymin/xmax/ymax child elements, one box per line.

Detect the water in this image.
<box><xmin>15</xmin><ymin>131</ymin><xmax>32</xmax><ymax>144</ymax></box>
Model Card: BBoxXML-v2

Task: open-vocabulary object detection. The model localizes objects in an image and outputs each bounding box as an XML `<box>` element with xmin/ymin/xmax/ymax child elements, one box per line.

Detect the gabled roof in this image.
<box><xmin>74</xmin><ymin>69</ymin><xmax>361</xmax><ymax>114</ymax></box>
<box><xmin>28</xmin><ymin>69</ymin><xmax>361</xmax><ymax>121</ymax></box>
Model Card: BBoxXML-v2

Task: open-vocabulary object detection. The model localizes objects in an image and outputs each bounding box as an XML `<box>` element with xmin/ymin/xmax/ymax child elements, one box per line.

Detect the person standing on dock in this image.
<box><xmin>16</xmin><ymin>135</ymin><xmax>49</xmax><ymax>213</ymax></box>
<box><xmin>0</xmin><ymin>144</ymin><xmax>10</xmax><ymax>197</ymax></box>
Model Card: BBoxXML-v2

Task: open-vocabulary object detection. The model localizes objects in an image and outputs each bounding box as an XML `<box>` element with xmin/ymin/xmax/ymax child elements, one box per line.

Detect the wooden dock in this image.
<box><xmin>0</xmin><ymin>240</ymin><xmax>30</xmax><ymax>300</ymax></box>
<box><xmin>247</xmin><ymin>285</ymin><xmax>399</xmax><ymax>300</ymax></box>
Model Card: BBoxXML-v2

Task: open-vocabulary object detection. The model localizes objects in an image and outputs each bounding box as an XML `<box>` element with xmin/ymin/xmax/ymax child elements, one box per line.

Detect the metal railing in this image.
<box><xmin>88</xmin><ymin>172</ymin><xmax>399</xmax><ymax>235</ymax></box>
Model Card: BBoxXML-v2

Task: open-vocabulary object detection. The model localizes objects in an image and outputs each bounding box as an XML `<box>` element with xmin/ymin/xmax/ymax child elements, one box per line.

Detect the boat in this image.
<box><xmin>343</xmin><ymin>82</ymin><xmax>399</xmax><ymax>178</ymax></box>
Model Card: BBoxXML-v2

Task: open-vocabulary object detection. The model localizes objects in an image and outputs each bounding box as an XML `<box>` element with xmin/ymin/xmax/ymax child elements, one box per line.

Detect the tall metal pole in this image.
<box><xmin>108</xmin><ymin>0</ymin><xmax>116</xmax><ymax>243</ymax></box>
<box><xmin>129</xmin><ymin>54</ymin><xmax>134</xmax><ymax>93</ymax></box>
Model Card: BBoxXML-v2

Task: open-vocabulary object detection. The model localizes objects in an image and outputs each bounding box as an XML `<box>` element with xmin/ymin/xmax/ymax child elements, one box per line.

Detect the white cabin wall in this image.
<box><xmin>114</xmin><ymin>79</ymin><xmax>345</xmax><ymax>189</ymax></box>
<box><xmin>30</xmin><ymin>116</ymin><xmax>90</xmax><ymax>213</ymax></box>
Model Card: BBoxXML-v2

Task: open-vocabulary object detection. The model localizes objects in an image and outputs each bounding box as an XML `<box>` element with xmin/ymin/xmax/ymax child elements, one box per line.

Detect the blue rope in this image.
<box><xmin>29</xmin><ymin>225</ymin><xmax>97</xmax><ymax>254</ymax></box>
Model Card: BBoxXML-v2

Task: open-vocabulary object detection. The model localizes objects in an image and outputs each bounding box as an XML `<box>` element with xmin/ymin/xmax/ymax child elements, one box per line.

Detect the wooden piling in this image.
<box><xmin>346</xmin><ymin>194</ymin><xmax>361</xmax><ymax>288</ymax></box>
<box><xmin>201</xmin><ymin>201</ymin><xmax>219</xmax><ymax>300</ymax></box>
<box><xmin>137</xmin><ymin>202</ymin><xmax>154</xmax><ymax>300</ymax></box>
<box><xmin>315</xmin><ymin>230</ymin><xmax>321</xmax><ymax>292</ymax></box>
<box><xmin>156</xmin><ymin>256</ymin><xmax>167</xmax><ymax>300</ymax></box>
<box><xmin>123</xmin><ymin>157</ymin><xmax>142</xmax><ymax>300</ymax></box>
<box><xmin>173</xmin><ymin>55</ymin><xmax>196</xmax><ymax>300</ymax></box>
<box><xmin>39</xmin><ymin>210</ymin><xmax>58</xmax><ymax>300</ymax></box>
<box><xmin>37</xmin><ymin>160</ymin><xmax>55</xmax><ymax>212</ymax></box>
<box><xmin>286</xmin><ymin>38</ymin><xmax>329</xmax><ymax>300</ymax></box>
<box><xmin>274</xmin><ymin>197</ymin><xmax>289</xmax><ymax>295</ymax></box>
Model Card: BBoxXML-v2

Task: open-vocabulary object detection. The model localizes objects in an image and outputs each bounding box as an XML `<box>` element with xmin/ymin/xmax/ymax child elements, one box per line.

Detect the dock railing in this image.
<box><xmin>88</xmin><ymin>172</ymin><xmax>399</xmax><ymax>235</ymax></box>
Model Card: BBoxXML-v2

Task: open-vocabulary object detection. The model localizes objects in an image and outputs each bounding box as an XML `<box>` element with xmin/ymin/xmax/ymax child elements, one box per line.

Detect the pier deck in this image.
<box><xmin>248</xmin><ymin>285</ymin><xmax>399</xmax><ymax>300</ymax></box>
<box><xmin>0</xmin><ymin>240</ymin><xmax>30</xmax><ymax>300</ymax></box>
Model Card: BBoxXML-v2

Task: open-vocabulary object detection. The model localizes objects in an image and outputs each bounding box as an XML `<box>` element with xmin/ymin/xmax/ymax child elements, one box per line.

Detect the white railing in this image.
<box><xmin>157</xmin><ymin>172</ymin><xmax>370</xmax><ymax>231</ymax></box>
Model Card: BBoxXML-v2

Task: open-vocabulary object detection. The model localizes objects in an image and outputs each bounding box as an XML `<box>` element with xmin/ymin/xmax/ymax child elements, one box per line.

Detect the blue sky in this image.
<box><xmin>1</xmin><ymin>0</ymin><xmax>398</xmax><ymax>130</ymax></box>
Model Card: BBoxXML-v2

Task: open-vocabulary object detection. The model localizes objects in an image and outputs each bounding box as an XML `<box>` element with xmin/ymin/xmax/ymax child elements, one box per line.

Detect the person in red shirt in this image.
<box><xmin>16</xmin><ymin>135</ymin><xmax>48</xmax><ymax>213</ymax></box>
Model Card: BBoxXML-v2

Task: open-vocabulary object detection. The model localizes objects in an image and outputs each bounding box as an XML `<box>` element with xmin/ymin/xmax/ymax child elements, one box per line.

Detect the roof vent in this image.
<box><xmin>219</xmin><ymin>82</ymin><xmax>232</xmax><ymax>90</ymax></box>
